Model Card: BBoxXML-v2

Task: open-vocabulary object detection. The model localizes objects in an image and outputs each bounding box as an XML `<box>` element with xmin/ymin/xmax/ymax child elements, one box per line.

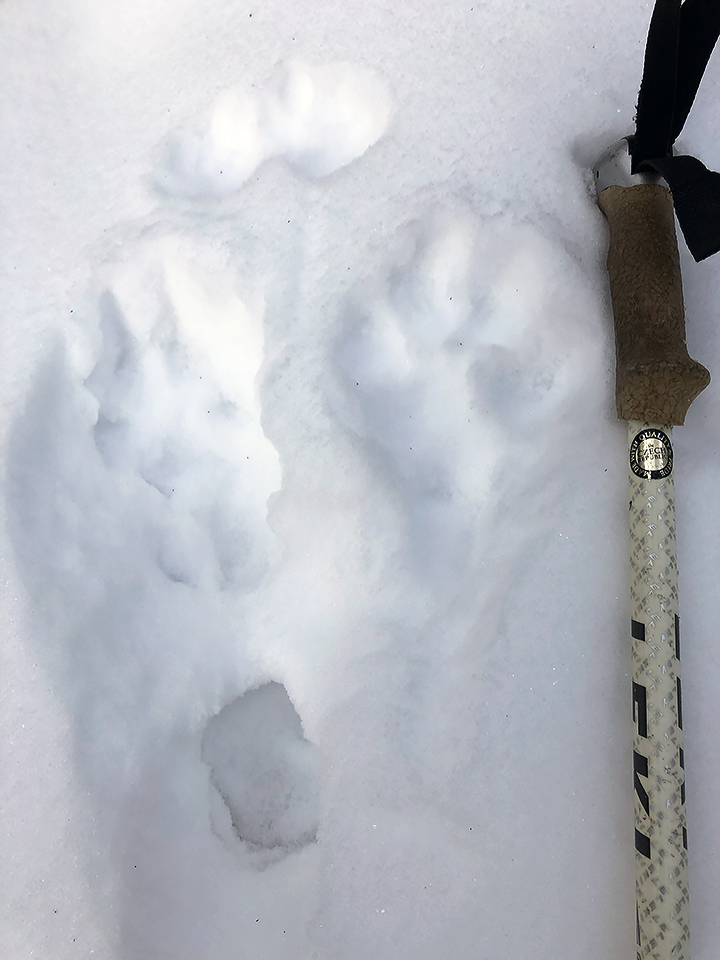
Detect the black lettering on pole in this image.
<box><xmin>635</xmin><ymin>828</ymin><xmax>651</xmax><ymax>858</ymax></box>
<box><xmin>633</xmin><ymin>681</ymin><xmax>648</xmax><ymax>738</ymax></box>
<box><xmin>632</xmin><ymin>619</ymin><xmax>646</xmax><ymax>642</ymax></box>
<box><xmin>675</xmin><ymin>614</ymin><xmax>680</xmax><ymax>660</ymax></box>
<box><xmin>680</xmin><ymin>747</ymin><xmax>685</xmax><ymax>805</ymax></box>
<box><xmin>677</xmin><ymin>676</ymin><xmax>683</xmax><ymax>729</ymax></box>
<box><xmin>633</xmin><ymin>751</ymin><xmax>650</xmax><ymax>815</ymax></box>
<box><xmin>636</xmin><ymin>901</ymin><xmax>641</xmax><ymax>947</ymax></box>
<box><xmin>683</xmin><ymin>827</ymin><xmax>688</xmax><ymax>850</ymax></box>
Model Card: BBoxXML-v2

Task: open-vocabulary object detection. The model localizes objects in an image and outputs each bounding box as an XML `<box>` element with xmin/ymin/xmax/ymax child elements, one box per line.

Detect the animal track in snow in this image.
<box><xmin>338</xmin><ymin>211</ymin><xmax>594</xmax><ymax>494</ymax></box>
<box><xmin>156</xmin><ymin>60</ymin><xmax>392</xmax><ymax>196</ymax></box>
<box><xmin>83</xmin><ymin>233</ymin><xmax>281</xmax><ymax>590</ymax></box>
<box><xmin>201</xmin><ymin>682</ymin><xmax>320</xmax><ymax>855</ymax></box>
<box><xmin>335</xmin><ymin>210</ymin><xmax>598</xmax><ymax>590</ymax></box>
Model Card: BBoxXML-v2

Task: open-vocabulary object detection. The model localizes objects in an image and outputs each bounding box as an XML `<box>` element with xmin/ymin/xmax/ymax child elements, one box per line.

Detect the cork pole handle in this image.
<box><xmin>598</xmin><ymin>182</ymin><xmax>710</xmax><ymax>425</ymax></box>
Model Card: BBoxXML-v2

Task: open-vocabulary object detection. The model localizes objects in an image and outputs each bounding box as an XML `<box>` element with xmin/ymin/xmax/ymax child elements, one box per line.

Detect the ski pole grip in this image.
<box><xmin>594</xmin><ymin>140</ymin><xmax>710</xmax><ymax>425</ymax></box>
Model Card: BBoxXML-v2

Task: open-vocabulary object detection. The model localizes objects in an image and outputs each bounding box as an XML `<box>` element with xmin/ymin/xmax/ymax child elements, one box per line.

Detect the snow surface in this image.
<box><xmin>2</xmin><ymin>1</ymin><xmax>720</xmax><ymax>958</ymax></box>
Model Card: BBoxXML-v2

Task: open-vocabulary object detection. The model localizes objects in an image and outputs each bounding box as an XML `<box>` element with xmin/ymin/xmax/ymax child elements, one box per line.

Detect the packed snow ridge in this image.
<box><xmin>156</xmin><ymin>60</ymin><xmax>393</xmax><ymax>196</ymax></box>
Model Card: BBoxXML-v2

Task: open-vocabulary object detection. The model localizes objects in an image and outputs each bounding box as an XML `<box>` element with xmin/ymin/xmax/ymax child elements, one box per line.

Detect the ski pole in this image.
<box><xmin>593</xmin><ymin>3</ymin><xmax>720</xmax><ymax>956</ymax></box>
<box><xmin>594</xmin><ymin>135</ymin><xmax>708</xmax><ymax>959</ymax></box>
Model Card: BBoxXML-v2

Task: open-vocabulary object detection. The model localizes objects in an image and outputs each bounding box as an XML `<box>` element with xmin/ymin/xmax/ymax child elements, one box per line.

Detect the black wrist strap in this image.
<box><xmin>631</xmin><ymin>0</ymin><xmax>720</xmax><ymax>262</ymax></box>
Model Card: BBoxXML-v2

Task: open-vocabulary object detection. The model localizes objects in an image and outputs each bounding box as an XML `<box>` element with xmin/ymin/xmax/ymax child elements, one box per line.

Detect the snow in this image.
<box><xmin>1</xmin><ymin>0</ymin><xmax>720</xmax><ymax>958</ymax></box>
<box><xmin>202</xmin><ymin>681</ymin><xmax>320</xmax><ymax>853</ymax></box>
<box><xmin>157</xmin><ymin>61</ymin><xmax>393</xmax><ymax>195</ymax></box>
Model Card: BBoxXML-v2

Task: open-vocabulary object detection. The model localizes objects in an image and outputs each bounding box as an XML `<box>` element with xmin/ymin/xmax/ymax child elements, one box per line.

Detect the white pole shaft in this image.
<box><xmin>628</xmin><ymin>421</ymin><xmax>689</xmax><ymax>960</ymax></box>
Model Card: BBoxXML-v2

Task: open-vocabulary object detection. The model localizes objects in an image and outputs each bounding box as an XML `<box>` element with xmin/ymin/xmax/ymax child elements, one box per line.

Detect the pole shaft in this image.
<box><xmin>628</xmin><ymin>420</ymin><xmax>689</xmax><ymax>960</ymax></box>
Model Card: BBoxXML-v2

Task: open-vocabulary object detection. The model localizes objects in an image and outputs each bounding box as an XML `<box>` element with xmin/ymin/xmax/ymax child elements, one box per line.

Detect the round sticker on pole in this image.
<box><xmin>630</xmin><ymin>428</ymin><xmax>674</xmax><ymax>480</ymax></box>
